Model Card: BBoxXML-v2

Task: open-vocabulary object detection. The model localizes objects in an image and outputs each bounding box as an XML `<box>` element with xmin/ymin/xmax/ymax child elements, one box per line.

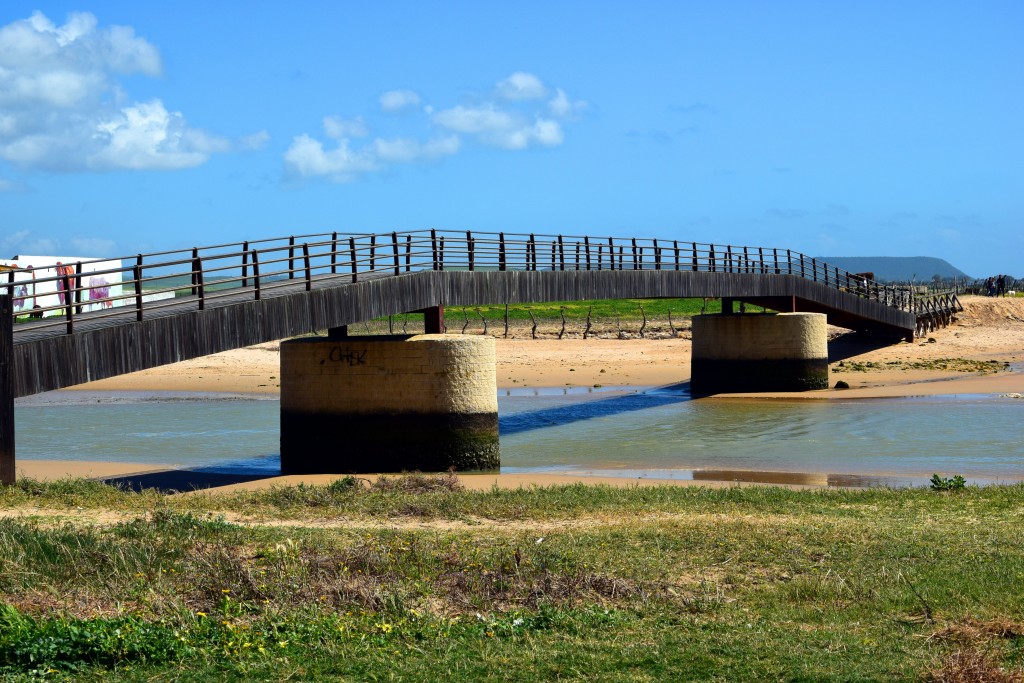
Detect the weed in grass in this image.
<box><xmin>931</xmin><ymin>474</ymin><xmax>967</xmax><ymax>492</ymax></box>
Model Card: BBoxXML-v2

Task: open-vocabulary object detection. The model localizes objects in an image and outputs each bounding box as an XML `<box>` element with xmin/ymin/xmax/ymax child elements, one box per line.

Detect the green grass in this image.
<box><xmin>1</xmin><ymin>478</ymin><xmax>1023</xmax><ymax>680</ymax></box>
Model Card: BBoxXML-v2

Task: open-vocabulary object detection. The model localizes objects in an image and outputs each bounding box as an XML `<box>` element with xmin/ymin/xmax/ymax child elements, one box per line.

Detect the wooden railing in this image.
<box><xmin>3</xmin><ymin>229</ymin><xmax>920</xmax><ymax>336</ymax></box>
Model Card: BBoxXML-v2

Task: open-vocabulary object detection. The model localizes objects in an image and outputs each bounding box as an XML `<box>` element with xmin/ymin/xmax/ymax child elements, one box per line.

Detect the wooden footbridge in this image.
<box><xmin>1</xmin><ymin>230</ymin><xmax>961</xmax><ymax>481</ymax></box>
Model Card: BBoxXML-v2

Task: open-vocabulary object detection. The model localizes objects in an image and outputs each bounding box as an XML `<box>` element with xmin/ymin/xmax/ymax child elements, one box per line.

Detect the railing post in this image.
<box><xmin>349</xmin><ymin>237</ymin><xmax>358</xmax><ymax>283</ymax></box>
<box><xmin>133</xmin><ymin>255</ymin><xmax>144</xmax><ymax>322</ymax></box>
<box><xmin>74</xmin><ymin>261</ymin><xmax>84</xmax><ymax>315</ymax></box>
<box><xmin>834</xmin><ymin>267</ymin><xmax>840</xmax><ymax>290</ymax></box>
<box><xmin>710</xmin><ymin>245</ymin><xmax>716</xmax><ymax>273</ymax></box>
<box><xmin>242</xmin><ymin>241</ymin><xmax>250</xmax><ymax>287</ymax></box>
<box><xmin>405</xmin><ymin>235</ymin><xmax>412</xmax><ymax>272</ymax></box>
<box><xmin>631</xmin><ymin>238</ymin><xmax>638</xmax><ymax>270</ymax></box>
<box><xmin>811</xmin><ymin>258</ymin><xmax>817</xmax><ymax>282</ymax></box>
<box><xmin>499</xmin><ymin>232</ymin><xmax>507</xmax><ymax>271</ymax></box>
<box><xmin>369</xmin><ymin>234</ymin><xmax>376</xmax><ymax>272</ymax></box>
<box><xmin>692</xmin><ymin>242</ymin><xmax>698</xmax><ymax>271</ymax></box>
<box><xmin>288</xmin><ymin>236</ymin><xmax>296</xmax><ymax>280</ymax></box>
<box><xmin>597</xmin><ymin>244</ymin><xmax>603</xmax><ymax>271</ymax></box>
<box><xmin>654</xmin><ymin>239</ymin><xmax>661</xmax><ymax>271</ymax></box>
<box><xmin>550</xmin><ymin>241</ymin><xmax>556</xmax><ymax>271</ymax></box>
<box><xmin>618</xmin><ymin>245</ymin><xmax>624</xmax><ymax>270</ymax></box>
<box><xmin>558</xmin><ymin>235</ymin><xmax>565</xmax><ymax>271</ymax></box>
<box><xmin>431</xmin><ymin>229</ymin><xmax>439</xmax><ymax>271</ymax></box>
<box><xmin>62</xmin><ymin>268</ymin><xmax>75</xmax><ymax>333</ymax></box>
<box><xmin>799</xmin><ymin>254</ymin><xmax>805</xmax><ymax>279</ymax></box>
<box><xmin>190</xmin><ymin>248</ymin><xmax>199</xmax><ymax>296</ymax></box>
<box><xmin>252</xmin><ymin>250</ymin><xmax>262</xmax><ymax>300</ymax></box>
<box><xmin>575</xmin><ymin>242</ymin><xmax>580</xmax><ymax>270</ymax></box>
<box><xmin>743</xmin><ymin>247</ymin><xmax>749</xmax><ymax>274</ymax></box>
<box><xmin>584</xmin><ymin>237</ymin><xmax>591</xmax><ymax>270</ymax></box>
<box><xmin>303</xmin><ymin>243</ymin><xmax>312</xmax><ymax>291</ymax></box>
<box><xmin>392</xmin><ymin>231</ymin><xmax>401</xmax><ymax>276</ymax></box>
<box><xmin>774</xmin><ymin>248</ymin><xmax>780</xmax><ymax>275</ymax></box>
<box><xmin>0</xmin><ymin>290</ymin><xmax>13</xmax><ymax>485</ymax></box>
<box><xmin>468</xmin><ymin>234</ymin><xmax>475</xmax><ymax>271</ymax></box>
<box><xmin>674</xmin><ymin>240</ymin><xmax>680</xmax><ymax>271</ymax></box>
<box><xmin>726</xmin><ymin>246</ymin><xmax>733</xmax><ymax>273</ymax></box>
<box><xmin>193</xmin><ymin>251</ymin><xmax>205</xmax><ymax>310</ymax></box>
<box><xmin>439</xmin><ymin>236</ymin><xmax>445</xmax><ymax>269</ymax></box>
<box><xmin>529</xmin><ymin>234</ymin><xmax>536</xmax><ymax>271</ymax></box>
<box><xmin>758</xmin><ymin>247</ymin><xmax>765</xmax><ymax>274</ymax></box>
<box><xmin>330</xmin><ymin>232</ymin><xmax>338</xmax><ymax>275</ymax></box>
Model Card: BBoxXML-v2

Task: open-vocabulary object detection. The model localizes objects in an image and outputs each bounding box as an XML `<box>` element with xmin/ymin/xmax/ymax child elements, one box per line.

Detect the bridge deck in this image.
<box><xmin>3</xmin><ymin>229</ymin><xmax>954</xmax><ymax>400</ymax></box>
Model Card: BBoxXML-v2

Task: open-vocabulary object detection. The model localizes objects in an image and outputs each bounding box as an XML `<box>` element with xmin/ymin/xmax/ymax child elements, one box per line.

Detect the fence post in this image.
<box><xmin>0</xmin><ymin>291</ymin><xmax>13</xmax><ymax>484</ymax></box>
<box><xmin>330</xmin><ymin>232</ymin><xmax>338</xmax><ymax>275</ymax></box>
<box><xmin>288</xmin><ymin>236</ymin><xmax>296</xmax><ymax>280</ymax></box>
<box><xmin>252</xmin><ymin>250</ymin><xmax>262</xmax><ymax>300</ymax></box>
<box><xmin>134</xmin><ymin>255</ymin><xmax>144</xmax><ymax>322</ymax></box>
<box><xmin>73</xmin><ymin>262</ymin><xmax>84</xmax><ymax>315</ymax></box>
<box><xmin>431</xmin><ymin>229</ymin><xmax>439</xmax><ymax>271</ymax></box>
<box><xmin>303</xmin><ymin>243</ymin><xmax>312</xmax><ymax>291</ymax></box>
<box><xmin>349</xmin><ymin>237</ymin><xmax>358</xmax><ymax>283</ymax></box>
<box><xmin>392</xmin><ymin>232</ymin><xmax>401</xmax><ymax>276</ymax></box>
<box><xmin>193</xmin><ymin>251</ymin><xmax>205</xmax><ymax>310</ymax></box>
<box><xmin>242</xmin><ymin>241</ymin><xmax>250</xmax><ymax>287</ymax></box>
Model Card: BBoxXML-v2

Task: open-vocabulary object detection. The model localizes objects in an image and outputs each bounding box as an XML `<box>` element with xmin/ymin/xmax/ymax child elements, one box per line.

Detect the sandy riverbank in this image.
<box><xmin>73</xmin><ymin>295</ymin><xmax>1024</xmax><ymax>398</ymax></box>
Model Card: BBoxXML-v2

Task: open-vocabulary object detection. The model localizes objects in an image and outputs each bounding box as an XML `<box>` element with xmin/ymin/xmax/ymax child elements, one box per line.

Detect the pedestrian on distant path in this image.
<box><xmin>997</xmin><ymin>274</ymin><xmax>1006</xmax><ymax>297</ymax></box>
<box><xmin>986</xmin><ymin>277</ymin><xmax>996</xmax><ymax>296</ymax></box>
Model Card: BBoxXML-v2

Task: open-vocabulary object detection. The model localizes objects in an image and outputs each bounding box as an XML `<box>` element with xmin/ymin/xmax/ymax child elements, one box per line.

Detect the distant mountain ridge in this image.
<box><xmin>813</xmin><ymin>256</ymin><xmax>971</xmax><ymax>283</ymax></box>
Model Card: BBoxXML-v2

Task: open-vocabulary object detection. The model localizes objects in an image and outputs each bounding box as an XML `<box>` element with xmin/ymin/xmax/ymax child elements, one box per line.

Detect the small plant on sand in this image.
<box><xmin>930</xmin><ymin>474</ymin><xmax>967</xmax><ymax>492</ymax></box>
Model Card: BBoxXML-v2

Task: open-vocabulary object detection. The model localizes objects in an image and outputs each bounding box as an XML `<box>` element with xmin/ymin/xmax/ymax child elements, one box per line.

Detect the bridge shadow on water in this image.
<box><xmin>100</xmin><ymin>383</ymin><xmax>694</xmax><ymax>492</ymax></box>
<box><xmin>498</xmin><ymin>383</ymin><xmax>692</xmax><ymax>436</ymax></box>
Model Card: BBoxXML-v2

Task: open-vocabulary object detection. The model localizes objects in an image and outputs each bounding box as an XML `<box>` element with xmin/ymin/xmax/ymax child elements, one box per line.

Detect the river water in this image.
<box><xmin>14</xmin><ymin>385</ymin><xmax>1024</xmax><ymax>487</ymax></box>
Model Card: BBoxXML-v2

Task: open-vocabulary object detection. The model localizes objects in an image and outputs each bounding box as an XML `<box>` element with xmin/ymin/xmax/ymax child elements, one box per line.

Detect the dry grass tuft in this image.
<box><xmin>370</xmin><ymin>470</ymin><xmax>464</xmax><ymax>493</ymax></box>
<box><xmin>924</xmin><ymin>647</ymin><xmax>1024</xmax><ymax>683</ymax></box>
<box><xmin>931</xmin><ymin>619</ymin><xmax>1024</xmax><ymax>644</ymax></box>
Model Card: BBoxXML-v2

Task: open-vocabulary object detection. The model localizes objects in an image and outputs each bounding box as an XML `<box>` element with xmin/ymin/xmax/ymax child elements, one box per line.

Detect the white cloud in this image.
<box><xmin>496</xmin><ymin>72</ymin><xmax>546</xmax><ymax>100</ymax></box>
<box><xmin>380</xmin><ymin>89</ymin><xmax>421</xmax><ymax>112</ymax></box>
<box><xmin>432</xmin><ymin>105</ymin><xmax>563</xmax><ymax>150</ymax></box>
<box><xmin>1</xmin><ymin>229</ymin><xmax>59</xmax><ymax>256</ymax></box>
<box><xmin>548</xmin><ymin>88</ymin><xmax>587</xmax><ymax>118</ymax></box>
<box><xmin>0</xmin><ymin>177</ymin><xmax>28</xmax><ymax>193</ymax></box>
<box><xmin>372</xmin><ymin>136</ymin><xmax>460</xmax><ymax>163</ymax></box>
<box><xmin>286</xmin><ymin>72</ymin><xmax>584</xmax><ymax>182</ymax></box>
<box><xmin>70</xmin><ymin>236</ymin><xmax>118</xmax><ymax>256</ymax></box>
<box><xmin>323</xmin><ymin>116</ymin><xmax>368</xmax><ymax>139</ymax></box>
<box><xmin>240</xmin><ymin>130</ymin><xmax>270</xmax><ymax>151</ymax></box>
<box><xmin>284</xmin><ymin>134</ymin><xmax>378</xmax><ymax>183</ymax></box>
<box><xmin>0</xmin><ymin>11</ymin><xmax>234</xmax><ymax>172</ymax></box>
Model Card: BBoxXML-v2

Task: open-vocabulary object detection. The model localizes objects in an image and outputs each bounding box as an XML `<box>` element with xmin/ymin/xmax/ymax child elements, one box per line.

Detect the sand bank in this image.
<box><xmin>73</xmin><ymin>295</ymin><xmax>1024</xmax><ymax>398</ymax></box>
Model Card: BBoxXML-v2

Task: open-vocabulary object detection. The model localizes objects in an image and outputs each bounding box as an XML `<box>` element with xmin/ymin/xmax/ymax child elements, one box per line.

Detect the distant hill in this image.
<box><xmin>813</xmin><ymin>256</ymin><xmax>971</xmax><ymax>283</ymax></box>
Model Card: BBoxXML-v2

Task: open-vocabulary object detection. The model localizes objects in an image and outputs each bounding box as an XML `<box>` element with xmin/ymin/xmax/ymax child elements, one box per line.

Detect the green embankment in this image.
<box><xmin>1</xmin><ymin>477</ymin><xmax>1022</xmax><ymax>681</ymax></box>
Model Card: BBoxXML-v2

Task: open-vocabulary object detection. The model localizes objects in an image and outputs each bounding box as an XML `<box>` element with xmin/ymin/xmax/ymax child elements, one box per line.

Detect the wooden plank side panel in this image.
<box><xmin>12</xmin><ymin>269</ymin><xmax>915</xmax><ymax>397</ymax></box>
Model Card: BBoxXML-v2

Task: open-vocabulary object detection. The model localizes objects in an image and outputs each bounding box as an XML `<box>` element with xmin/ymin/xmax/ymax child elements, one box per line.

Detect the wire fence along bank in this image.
<box><xmin>2</xmin><ymin>229</ymin><xmax>952</xmax><ymax>336</ymax></box>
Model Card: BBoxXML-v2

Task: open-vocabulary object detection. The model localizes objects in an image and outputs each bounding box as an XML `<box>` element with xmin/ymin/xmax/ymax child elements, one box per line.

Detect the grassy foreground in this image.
<box><xmin>1</xmin><ymin>476</ymin><xmax>1023</xmax><ymax>681</ymax></box>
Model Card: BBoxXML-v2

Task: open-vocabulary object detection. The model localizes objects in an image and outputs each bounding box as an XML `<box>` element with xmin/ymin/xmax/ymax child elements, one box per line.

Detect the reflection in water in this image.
<box><xmin>14</xmin><ymin>388</ymin><xmax>1024</xmax><ymax>487</ymax></box>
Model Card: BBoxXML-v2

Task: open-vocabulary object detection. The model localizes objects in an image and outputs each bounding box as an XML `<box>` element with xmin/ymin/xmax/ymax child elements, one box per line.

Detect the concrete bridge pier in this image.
<box><xmin>279</xmin><ymin>331</ymin><xmax>499</xmax><ymax>474</ymax></box>
<box><xmin>690</xmin><ymin>312</ymin><xmax>829</xmax><ymax>394</ymax></box>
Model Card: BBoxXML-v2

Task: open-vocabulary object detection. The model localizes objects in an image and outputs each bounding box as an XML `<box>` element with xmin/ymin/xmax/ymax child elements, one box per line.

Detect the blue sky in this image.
<box><xmin>1</xmin><ymin>2</ymin><xmax>1021</xmax><ymax>277</ymax></box>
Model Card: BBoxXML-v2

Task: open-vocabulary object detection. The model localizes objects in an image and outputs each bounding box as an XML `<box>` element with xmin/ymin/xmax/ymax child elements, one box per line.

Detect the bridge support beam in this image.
<box><xmin>279</xmin><ymin>334</ymin><xmax>498</xmax><ymax>474</ymax></box>
<box><xmin>691</xmin><ymin>312</ymin><xmax>829</xmax><ymax>394</ymax></box>
<box><xmin>1</xmin><ymin>293</ymin><xmax>13</xmax><ymax>484</ymax></box>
